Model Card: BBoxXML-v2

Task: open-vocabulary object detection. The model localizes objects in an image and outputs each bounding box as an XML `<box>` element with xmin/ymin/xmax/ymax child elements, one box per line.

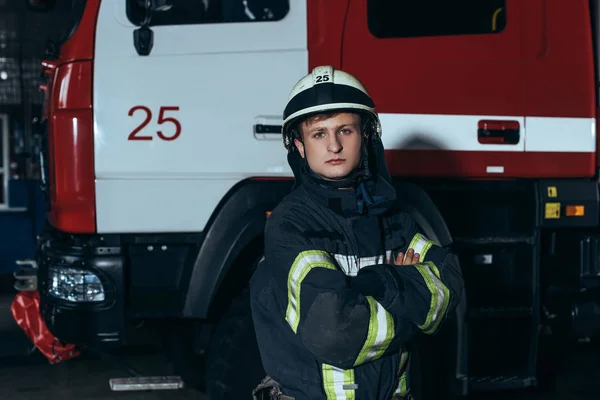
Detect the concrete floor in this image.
<box><xmin>0</xmin><ymin>352</ymin><xmax>207</xmax><ymax>400</ymax></box>
<box><xmin>0</xmin><ymin>292</ymin><xmax>208</xmax><ymax>399</ymax></box>
<box><xmin>2</xmin><ymin>292</ymin><xmax>600</xmax><ymax>400</ymax></box>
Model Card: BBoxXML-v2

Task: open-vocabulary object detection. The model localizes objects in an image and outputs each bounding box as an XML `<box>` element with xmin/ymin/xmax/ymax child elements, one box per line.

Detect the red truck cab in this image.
<box><xmin>18</xmin><ymin>1</ymin><xmax>600</xmax><ymax>399</ymax></box>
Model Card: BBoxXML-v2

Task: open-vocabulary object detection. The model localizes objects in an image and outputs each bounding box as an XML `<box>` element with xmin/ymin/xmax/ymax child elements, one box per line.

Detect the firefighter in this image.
<box><xmin>249</xmin><ymin>66</ymin><xmax>464</xmax><ymax>400</ymax></box>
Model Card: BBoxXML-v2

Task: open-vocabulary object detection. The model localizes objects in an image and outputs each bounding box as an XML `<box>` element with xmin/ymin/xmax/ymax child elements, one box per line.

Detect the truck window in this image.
<box><xmin>367</xmin><ymin>0</ymin><xmax>506</xmax><ymax>39</ymax></box>
<box><xmin>127</xmin><ymin>0</ymin><xmax>290</xmax><ymax>26</ymax></box>
<box><xmin>57</xmin><ymin>0</ymin><xmax>87</xmax><ymax>44</ymax></box>
<box><xmin>45</xmin><ymin>0</ymin><xmax>88</xmax><ymax>53</ymax></box>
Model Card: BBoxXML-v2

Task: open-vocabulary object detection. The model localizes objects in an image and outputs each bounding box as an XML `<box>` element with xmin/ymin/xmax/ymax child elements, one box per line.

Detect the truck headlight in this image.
<box><xmin>48</xmin><ymin>267</ymin><xmax>105</xmax><ymax>302</ymax></box>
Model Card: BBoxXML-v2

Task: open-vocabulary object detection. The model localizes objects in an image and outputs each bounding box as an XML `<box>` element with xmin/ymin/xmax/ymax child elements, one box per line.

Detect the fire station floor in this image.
<box><xmin>1</xmin><ymin>290</ymin><xmax>599</xmax><ymax>400</ymax></box>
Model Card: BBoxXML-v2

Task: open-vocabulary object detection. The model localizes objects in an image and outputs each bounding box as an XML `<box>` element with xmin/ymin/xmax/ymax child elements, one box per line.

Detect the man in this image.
<box><xmin>250</xmin><ymin>66</ymin><xmax>464</xmax><ymax>400</ymax></box>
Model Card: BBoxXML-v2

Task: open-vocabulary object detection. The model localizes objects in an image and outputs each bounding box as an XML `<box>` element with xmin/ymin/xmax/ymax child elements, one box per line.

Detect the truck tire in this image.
<box><xmin>157</xmin><ymin>319</ymin><xmax>208</xmax><ymax>391</ymax></box>
<box><xmin>204</xmin><ymin>287</ymin><xmax>266</xmax><ymax>400</ymax></box>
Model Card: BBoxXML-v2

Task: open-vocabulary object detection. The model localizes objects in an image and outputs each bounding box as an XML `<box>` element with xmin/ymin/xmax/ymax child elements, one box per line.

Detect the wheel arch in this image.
<box><xmin>182</xmin><ymin>179</ymin><xmax>293</xmax><ymax>318</ymax></box>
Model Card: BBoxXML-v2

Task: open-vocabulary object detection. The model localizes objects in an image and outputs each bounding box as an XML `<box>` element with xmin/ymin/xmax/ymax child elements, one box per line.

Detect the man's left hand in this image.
<box><xmin>396</xmin><ymin>248</ymin><xmax>420</xmax><ymax>265</ymax></box>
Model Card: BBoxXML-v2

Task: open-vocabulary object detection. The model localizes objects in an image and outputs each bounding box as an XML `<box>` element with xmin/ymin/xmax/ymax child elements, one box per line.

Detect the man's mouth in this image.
<box><xmin>326</xmin><ymin>159</ymin><xmax>345</xmax><ymax>165</ymax></box>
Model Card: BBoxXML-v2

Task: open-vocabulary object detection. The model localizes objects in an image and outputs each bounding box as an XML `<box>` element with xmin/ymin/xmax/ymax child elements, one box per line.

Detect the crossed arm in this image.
<box><xmin>259</xmin><ymin>216</ymin><xmax>464</xmax><ymax>370</ymax></box>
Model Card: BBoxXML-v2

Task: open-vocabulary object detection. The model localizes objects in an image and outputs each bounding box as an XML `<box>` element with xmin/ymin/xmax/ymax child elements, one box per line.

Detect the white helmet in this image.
<box><xmin>282</xmin><ymin>66</ymin><xmax>382</xmax><ymax>151</ymax></box>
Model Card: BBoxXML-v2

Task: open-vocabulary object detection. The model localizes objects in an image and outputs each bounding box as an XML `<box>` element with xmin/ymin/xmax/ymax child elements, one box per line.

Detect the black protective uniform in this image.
<box><xmin>250</xmin><ymin>129</ymin><xmax>464</xmax><ymax>399</ymax></box>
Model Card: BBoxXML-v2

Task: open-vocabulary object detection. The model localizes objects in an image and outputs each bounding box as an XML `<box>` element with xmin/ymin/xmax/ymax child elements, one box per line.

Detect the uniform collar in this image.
<box><xmin>288</xmin><ymin>152</ymin><xmax>397</xmax><ymax>218</ymax></box>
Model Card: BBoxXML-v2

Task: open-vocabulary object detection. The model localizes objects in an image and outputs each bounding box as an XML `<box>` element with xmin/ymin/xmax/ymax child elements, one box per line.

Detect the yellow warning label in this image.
<box><xmin>545</xmin><ymin>202</ymin><xmax>561</xmax><ymax>219</ymax></box>
<box><xmin>547</xmin><ymin>186</ymin><xmax>558</xmax><ymax>198</ymax></box>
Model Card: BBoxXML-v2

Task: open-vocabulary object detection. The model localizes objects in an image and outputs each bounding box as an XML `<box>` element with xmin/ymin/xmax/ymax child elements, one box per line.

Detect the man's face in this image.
<box><xmin>294</xmin><ymin>112</ymin><xmax>363</xmax><ymax>180</ymax></box>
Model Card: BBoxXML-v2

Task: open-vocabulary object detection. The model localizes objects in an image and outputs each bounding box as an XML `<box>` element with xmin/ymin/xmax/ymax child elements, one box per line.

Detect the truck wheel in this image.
<box><xmin>204</xmin><ymin>287</ymin><xmax>266</xmax><ymax>400</ymax></box>
<box><xmin>158</xmin><ymin>319</ymin><xmax>208</xmax><ymax>391</ymax></box>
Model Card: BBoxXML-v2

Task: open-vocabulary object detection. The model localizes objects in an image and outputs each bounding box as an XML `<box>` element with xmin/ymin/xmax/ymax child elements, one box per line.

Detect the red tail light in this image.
<box><xmin>47</xmin><ymin>61</ymin><xmax>96</xmax><ymax>233</ymax></box>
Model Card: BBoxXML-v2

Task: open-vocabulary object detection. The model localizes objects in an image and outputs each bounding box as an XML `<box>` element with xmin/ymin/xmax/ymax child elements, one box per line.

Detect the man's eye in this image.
<box><xmin>313</xmin><ymin>132</ymin><xmax>325</xmax><ymax>138</ymax></box>
<box><xmin>340</xmin><ymin>129</ymin><xmax>352</xmax><ymax>134</ymax></box>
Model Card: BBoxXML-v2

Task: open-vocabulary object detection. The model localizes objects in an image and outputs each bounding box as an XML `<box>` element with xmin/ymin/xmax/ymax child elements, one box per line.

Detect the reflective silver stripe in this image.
<box><xmin>323</xmin><ymin>364</ymin><xmax>356</xmax><ymax>400</ymax></box>
<box><xmin>407</xmin><ymin>233</ymin><xmax>436</xmax><ymax>261</ymax></box>
<box><xmin>354</xmin><ymin>297</ymin><xmax>395</xmax><ymax>366</ymax></box>
<box><xmin>333</xmin><ymin>250</ymin><xmax>394</xmax><ymax>277</ymax></box>
<box><xmin>285</xmin><ymin>250</ymin><xmax>337</xmax><ymax>333</ymax></box>
<box><xmin>413</xmin><ymin>261</ymin><xmax>450</xmax><ymax>334</ymax></box>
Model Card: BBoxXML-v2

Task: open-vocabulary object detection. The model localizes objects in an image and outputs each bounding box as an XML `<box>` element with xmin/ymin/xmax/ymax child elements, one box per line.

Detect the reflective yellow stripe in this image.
<box><xmin>394</xmin><ymin>350</ymin><xmax>410</xmax><ymax>398</ymax></box>
<box><xmin>399</xmin><ymin>373</ymin><xmax>408</xmax><ymax>393</ymax></box>
<box><xmin>413</xmin><ymin>261</ymin><xmax>451</xmax><ymax>334</ymax></box>
<box><xmin>322</xmin><ymin>364</ymin><xmax>356</xmax><ymax>400</ymax></box>
<box><xmin>285</xmin><ymin>250</ymin><xmax>337</xmax><ymax>333</ymax></box>
<box><xmin>354</xmin><ymin>296</ymin><xmax>395</xmax><ymax>366</ymax></box>
<box><xmin>407</xmin><ymin>233</ymin><xmax>436</xmax><ymax>261</ymax></box>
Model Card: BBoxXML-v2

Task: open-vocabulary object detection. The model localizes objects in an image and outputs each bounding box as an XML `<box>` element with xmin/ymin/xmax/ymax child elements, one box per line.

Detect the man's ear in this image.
<box><xmin>294</xmin><ymin>138</ymin><xmax>305</xmax><ymax>159</ymax></box>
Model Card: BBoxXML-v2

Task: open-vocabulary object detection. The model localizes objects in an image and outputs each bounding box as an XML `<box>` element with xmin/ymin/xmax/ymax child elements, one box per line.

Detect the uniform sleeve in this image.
<box><xmin>261</xmin><ymin>217</ymin><xmax>419</xmax><ymax>370</ymax></box>
<box><xmin>351</xmin><ymin>213</ymin><xmax>464</xmax><ymax>336</ymax></box>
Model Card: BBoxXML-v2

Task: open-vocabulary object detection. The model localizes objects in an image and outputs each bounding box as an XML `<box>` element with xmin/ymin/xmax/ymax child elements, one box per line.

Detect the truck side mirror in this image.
<box><xmin>131</xmin><ymin>0</ymin><xmax>159</xmax><ymax>56</ymax></box>
<box><xmin>134</xmin><ymin>26</ymin><xmax>154</xmax><ymax>56</ymax></box>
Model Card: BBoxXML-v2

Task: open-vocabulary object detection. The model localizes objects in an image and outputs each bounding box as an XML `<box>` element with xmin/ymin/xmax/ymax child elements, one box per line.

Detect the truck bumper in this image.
<box><xmin>36</xmin><ymin>233</ymin><xmax>126</xmax><ymax>347</ymax></box>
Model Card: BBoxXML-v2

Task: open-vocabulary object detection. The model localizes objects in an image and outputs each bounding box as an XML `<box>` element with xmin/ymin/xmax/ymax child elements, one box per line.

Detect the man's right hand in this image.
<box><xmin>396</xmin><ymin>248</ymin><xmax>420</xmax><ymax>265</ymax></box>
<box><xmin>351</xmin><ymin>248</ymin><xmax>420</xmax><ymax>304</ymax></box>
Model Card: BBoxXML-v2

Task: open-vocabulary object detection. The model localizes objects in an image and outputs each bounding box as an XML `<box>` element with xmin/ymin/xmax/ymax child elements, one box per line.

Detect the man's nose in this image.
<box><xmin>327</xmin><ymin>134</ymin><xmax>342</xmax><ymax>153</ymax></box>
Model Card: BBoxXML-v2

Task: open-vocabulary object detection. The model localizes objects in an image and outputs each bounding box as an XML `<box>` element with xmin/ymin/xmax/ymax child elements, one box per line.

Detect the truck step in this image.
<box><xmin>469</xmin><ymin>375</ymin><xmax>536</xmax><ymax>391</ymax></box>
<box><xmin>109</xmin><ymin>376</ymin><xmax>185</xmax><ymax>391</ymax></box>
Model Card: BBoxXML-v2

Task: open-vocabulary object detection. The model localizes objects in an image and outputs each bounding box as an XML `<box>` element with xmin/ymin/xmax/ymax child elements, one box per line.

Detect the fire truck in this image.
<box><xmin>14</xmin><ymin>0</ymin><xmax>600</xmax><ymax>398</ymax></box>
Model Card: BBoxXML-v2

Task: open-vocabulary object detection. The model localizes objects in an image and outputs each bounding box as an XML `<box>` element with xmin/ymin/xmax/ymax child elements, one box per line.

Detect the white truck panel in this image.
<box><xmin>95</xmin><ymin>178</ymin><xmax>242</xmax><ymax>233</ymax></box>
<box><xmin>379</xmin><ymin>114</ymin><xmax>595</xmax><ymax>153</ymax></box>
<box><xmin>93</xmin><ymin>0</ymin><xmax>307</xmax><ymax>233</ymax></box>
<box><xmin>379</xmin><ymin>114</ymin><xmax>526</xmax><ymax>152</ymax></box>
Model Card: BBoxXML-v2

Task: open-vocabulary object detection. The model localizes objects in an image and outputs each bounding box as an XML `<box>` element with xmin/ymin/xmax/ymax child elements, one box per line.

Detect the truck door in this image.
<box><xmin>93</xmin><ymin>0</ymin><xmax>306</xmax><ymax>233</ymax></box>
<box><xmin>341</xmin><ymin>0</ymin><xmax>528</xmax><ymax>178</ymax></box>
